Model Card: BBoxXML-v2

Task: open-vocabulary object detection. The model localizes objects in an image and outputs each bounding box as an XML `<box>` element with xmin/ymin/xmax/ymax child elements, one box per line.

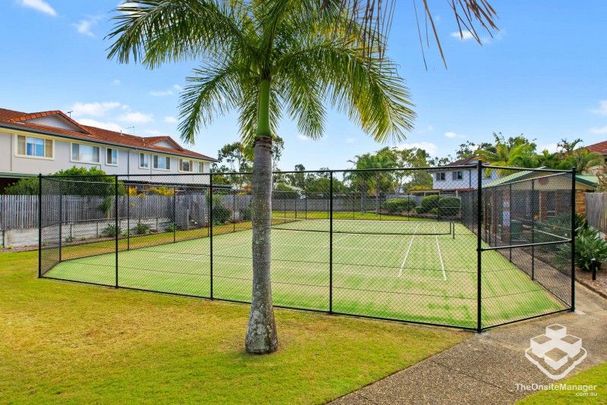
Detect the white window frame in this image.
<box><xmin>179</xmin><ymin>158</ymin><xmax>193</xmax><ymax>172</ymax></box>
<box><xmin>435</xmin><ymin>172</ymin><xmax>446</xmax><ymax>181</ymax></box>
<box><xmin>15</xmin><ymin>135</ymin><xmax>54</xmax><ymax>160</ymax></box>
<box><xmin>71</xmin><ymin>143</ymin><xmax>101</xmax><ymax>164</ymax></box>
<box><xmin>106</xmin><ymin>148</ymin><xmax>118</xmax><ymax>166</ymax></box>
<box><xmin>197</xmin><ymin>161</ymin><xmax>205</xmax><ymax>173</ymax></box>
<box><xmin>153</xmin><ymin>155</ymin><xmax>171</xmax><ymax>171</ymax></box>
<box><xmin>139</xmin><ymin>153</ymin><xmax>150</xmax><ymax>169</ymax></box>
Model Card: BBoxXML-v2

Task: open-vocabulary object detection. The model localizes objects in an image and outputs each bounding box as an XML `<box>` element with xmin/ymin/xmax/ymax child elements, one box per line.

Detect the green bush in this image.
<box><xmin>273</xmin><ymin>182</ymin><xmax>299</xmax><ymax>199</ymax></box>
<box><xmin>566</xmin><ymin>227</ymin><xmax>607</xmax><ymax>271</ymax></box>
<box><xmin>417</xmin><ymin>195</ymin><xmax>440</xmax><ymax>214</ymax></box>
<box><xmin>438</xmin><ymin>197</ymin><xmax>461</xmax><ymax>217</ymax></box>
<box><xmin>165</xmin><ymin>222</ymin><xmax>179</xmax><ymax>233</ymax></box>
<box><xmin>101</xmin><ymin>224</ymin><xmax>122</xmax><ymax>238</ymax></box>
<box><xmin>212</xmin><ymin>205</ymin><xmax>232</xmax><ymax>224</ymax></box>
<box><xmin>382</xmin><ymin>198</ymin><xmax>416</xmax><ymax>213</ymax></box>
<box><xmin>132</xmin><ymin>222</ymin><xmax>151</xmax><ymax>235</ymax></box>
<box><xmin>240</xmin><ymin>206</ymin><xmax>252</xmax><ymax>221</ymax></box>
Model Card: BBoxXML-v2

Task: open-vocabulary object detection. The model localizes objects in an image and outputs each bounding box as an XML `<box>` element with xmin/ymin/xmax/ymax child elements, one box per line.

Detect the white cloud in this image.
<box><xmin>19</xmin><ymin>0</ymin><xmax>57</xmax><ymax>16</ymax></box>
<box><xmin>149</xmin><ymin>84</ymin><xmax>182</xmax><ymax>97</ymax></box>
<box><xmin>77</xmin><ymin>118</ymin><xmax>123</xmax><ymax>132</ymax></box>
<box><xmin>590</xmin><ymin>126</ymin><xmax>607</xmax><ymax>135</ymax></box>
<box><xmin>450</xmin><ymin>30</ymin><xmax>475</xmax><ymax>41</ymax></box>
<box><xmin>444</xmin><ymin>131</ymin><xmax>459</xmax><ymax>139</ymax></box>
<box><xmin>70</xmin><ymin>102</ymin><xmax>123</xmax><ymax>117</ymax></box>
<box><xmin>297</xmin><ymin>134</ymin><xmax>309</xmax><ymax>141</ymax></box>
<box><xmin>119</xmin><ymin>112</ymin><xmax>154</xmax><ymax>124</ymax></box>
<box><xmin>591</xmin><ymin>100</ymin><xmax>607</xmax><ymax>116</ymax></box>
<box><xmin>164</xmin><ymin>116</ymin><xmax>178</xmax><ymax>124</ymax></box>
<box><xmin>398</xmin><ymin>142</ymin><xmax>438</xmax><ymax>156</ymax></box>
<box><xmin>74</xmin><ymin>16</ymin><xmax>101</xmax><ymax>37</ymax></box>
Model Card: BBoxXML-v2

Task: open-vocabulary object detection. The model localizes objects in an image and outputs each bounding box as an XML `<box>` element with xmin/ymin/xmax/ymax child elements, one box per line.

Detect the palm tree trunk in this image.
<box><xmin>245</xmin><ymin>79</ymin><xmax>278</xmax><ymax>354</ymax></box>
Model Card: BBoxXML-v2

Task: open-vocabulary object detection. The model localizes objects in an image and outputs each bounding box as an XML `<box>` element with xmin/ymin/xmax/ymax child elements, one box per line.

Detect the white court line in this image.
<box><xmin>398</xmin><ymin>223</ymin><xmax>420</xmax><ymax>277</ymax></box>
<box><xmin>435</xmin><ymin>235</ymin><xmax>447</xmax><ymax>281</ymax></box>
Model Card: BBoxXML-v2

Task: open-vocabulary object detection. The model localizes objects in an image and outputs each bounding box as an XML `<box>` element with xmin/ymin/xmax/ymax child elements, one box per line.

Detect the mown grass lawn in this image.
<box><xmin>0</xmin><ymin>250</ymin><xmax>466</xmax><ymax>404</ymax></box>
<box><xmin>517</xmin><ymin>362</ymin><xmax>607</xmax><ymax>404</ymax></box>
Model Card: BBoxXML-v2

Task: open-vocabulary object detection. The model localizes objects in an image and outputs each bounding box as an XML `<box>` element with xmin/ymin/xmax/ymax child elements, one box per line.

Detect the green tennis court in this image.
<box><xmin>45</xmin><ymin>219</ymin><xmax>565</xmax><ymax>328</ymax></box>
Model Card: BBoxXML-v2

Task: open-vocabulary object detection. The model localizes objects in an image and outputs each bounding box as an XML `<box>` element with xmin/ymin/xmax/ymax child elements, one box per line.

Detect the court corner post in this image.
<box><xmin>209</xmin><ymin>172</ymin><xmax>214</xmax><ymax>300</ymax></box>
<box><xmin>37</xmin><ymin>173</ymin><xmax>42</xmax><ymax>278</ymax></box>
<box><xmin>114</xmin><ymin>175</ymin><xmax>119</xmax><ymax>289</ymax></box>
<box><xmin>329</xmin><ymin>170</ymin><xmax>334</xmax><ymax>314</ymax></box>
<box><xmin>570</xmin><ymin>167</ymin><xmax>576</xmax><ymax>312</ymax></box>
<box><xmin>476</xmin><ymin>160</ymin><xmax>483</xmax><ymax>333</ymax></box>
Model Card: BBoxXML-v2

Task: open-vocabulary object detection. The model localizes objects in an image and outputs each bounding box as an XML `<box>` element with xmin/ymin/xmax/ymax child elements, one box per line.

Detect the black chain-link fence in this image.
<box><xmin>39</xmin><ymin>163</ymin><xmax>575</xmax><ymax>331</ymax></box>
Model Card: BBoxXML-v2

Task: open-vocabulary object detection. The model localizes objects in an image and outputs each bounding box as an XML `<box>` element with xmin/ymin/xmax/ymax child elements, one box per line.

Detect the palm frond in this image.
<box><xmin>107</xmin><ymin>0</ymin><xmax>252</xmax><ymax>68</ymax></box>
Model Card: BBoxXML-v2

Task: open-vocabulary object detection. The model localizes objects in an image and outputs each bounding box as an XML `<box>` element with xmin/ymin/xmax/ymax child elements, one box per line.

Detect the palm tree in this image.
<box><xmin>107</xmin><ymin>0</ymin><xmax>414</xmax><ymax>354</ymax></box>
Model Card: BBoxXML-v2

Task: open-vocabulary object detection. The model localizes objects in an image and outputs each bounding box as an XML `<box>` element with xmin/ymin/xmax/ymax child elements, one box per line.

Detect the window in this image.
<box><xmin>180</xmin><ymin>159</ymin><xmax>193</xmax><ymax>172</ymax></box>
<box><xmin>197</xmin><ymin>161</ymin><xmax>205</xmax><ymax>173</ymax></box>
<box><xmin>435</xmin><ymin>172</ymin><xmax>446</xmax><ymax>181</ymax></box>
<box><xmin>17</xmin><ymin>135</ymin><xmax>53</xmax><ymax>158</ymax></box>
<box><xmin>153</xmin><ymin>155</ymin><xmax>171</xmax><ymax>170</ymax></box>
<box><xmin>452</xmin><ymin>171</ymin><xmax>463</xmax><ymax>181</ymax></box>
<box><xmin>139</xmin><ymin>153</ymin><xmax>150</xmax><ymax>169</ymax></box>
<box><xmin>71</xmin><ymin>143</ymin><xmax>100</xmax><ymax>163</ymax></box>
<box><xmin>106</xmin><ymin>148</ymin><xmax>118</xmax><ymax>166</ymax></box>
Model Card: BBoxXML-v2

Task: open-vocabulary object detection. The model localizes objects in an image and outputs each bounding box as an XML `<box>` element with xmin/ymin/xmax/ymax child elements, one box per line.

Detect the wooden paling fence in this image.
<box><xmin>585</xmin><ymin>192</ymin><xmax>607</xmax><ymax>234</ymax></box>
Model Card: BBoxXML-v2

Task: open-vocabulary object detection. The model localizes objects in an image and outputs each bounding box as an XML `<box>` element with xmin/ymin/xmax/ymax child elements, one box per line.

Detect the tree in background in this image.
<box><xmin>108</xmin><ymin>0</ymin><xmax>413</xmax><ymax>354</ymax></box>
<box><xmin>475</xmin><ymin>132</ymin><xmax>539</xmax><ymax>168</ymax></box>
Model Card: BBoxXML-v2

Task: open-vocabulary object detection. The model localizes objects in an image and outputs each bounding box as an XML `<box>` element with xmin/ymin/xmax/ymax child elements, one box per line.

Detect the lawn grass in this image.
<box><xmin>46</xmin><ymin>220</ymin><xmax>565</xmax><ymax>329</ymax></box>
<box><xmin>0</xmin><ymin>250</ymin><xmax>466</xmax><ymax>403</ymax></box>
<box><xmin>517</xmin><ymin>362</ymin><xmax>607</xmax><ymax>404</ymax></box>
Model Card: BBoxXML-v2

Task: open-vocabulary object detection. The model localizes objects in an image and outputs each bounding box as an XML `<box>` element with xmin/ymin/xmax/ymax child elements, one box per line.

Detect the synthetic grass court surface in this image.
<box><xmin>45</xmin><ymin>219</ymin><xmax>565</xmax><ymax>329</ymax></box>
<box><xmin>0</xmin><ymin>250</ymin><xmax>466</xmax><ymax>403</ymax></box>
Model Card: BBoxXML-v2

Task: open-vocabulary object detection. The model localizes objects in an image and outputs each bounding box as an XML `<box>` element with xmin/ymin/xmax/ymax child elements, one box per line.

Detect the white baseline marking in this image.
<box><xmin>435</xmin><ymin>235</ymin><xmax>447</xmax><ymax>281</ymax></box>
<box><xmin>398</xmin><ymin>223</ymin><xmax>420</xmax><ymax>277</ymax></box>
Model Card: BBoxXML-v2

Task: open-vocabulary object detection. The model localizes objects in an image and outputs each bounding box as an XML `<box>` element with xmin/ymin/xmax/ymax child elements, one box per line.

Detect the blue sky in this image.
<box><xmin>1</xmin><ymin>0</ymin><xmax>606</xmax><ymax>170</ymax></box>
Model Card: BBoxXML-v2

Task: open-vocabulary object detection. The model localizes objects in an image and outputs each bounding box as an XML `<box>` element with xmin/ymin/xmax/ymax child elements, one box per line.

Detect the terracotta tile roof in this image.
<box><xmin>0</xmin><ymin>107</ymin><xmax>216</xmax><ymax>161</ymax></box>
<box><xmin>587</xmin><ymin>140</ymin><xmax>607</xmax><ymax>155</ymax></box>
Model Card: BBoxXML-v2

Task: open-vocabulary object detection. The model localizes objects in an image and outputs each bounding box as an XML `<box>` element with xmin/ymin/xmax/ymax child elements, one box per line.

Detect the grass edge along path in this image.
<box><xmin>517</xmin><ymin>361</ymin><xmax>607</xmax><ymax>404</ymax></box>
<box><xmin>0</xmin><ymin>250</ymin><xmax>466</xmax><ymax>404</ymax></box>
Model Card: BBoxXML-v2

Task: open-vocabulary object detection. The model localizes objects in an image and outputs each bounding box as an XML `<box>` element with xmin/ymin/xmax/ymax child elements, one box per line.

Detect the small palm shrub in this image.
<box><xmin>559</xmin><ymin>226</ymin><xmax>607</xmax><ymax>271</ymax></box>
<box><xmin>101</xmin><ymin>224</ymin><xmax>122</xmax><ymax>238</ymax></box>
<box><xmin>382</xmin><ymin>198</ymin><xmax>416</xmax><ymax>213</ymax></box>
<box><xmin>133</xmin><ymin>222</ymin><xmax>151</xmax><ymax>235</ymax></box>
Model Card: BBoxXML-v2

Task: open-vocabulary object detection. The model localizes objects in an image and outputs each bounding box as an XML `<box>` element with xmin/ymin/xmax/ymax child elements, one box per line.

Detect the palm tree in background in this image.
<box><xmin>107</xmin><ymin>0</ymin><xmax>414</xmax><ymax>354</ymax></box>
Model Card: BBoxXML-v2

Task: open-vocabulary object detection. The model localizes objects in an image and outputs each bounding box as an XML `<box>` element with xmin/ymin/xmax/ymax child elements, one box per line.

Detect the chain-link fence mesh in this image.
<box><xmin>39</xmin><ymin>164</ymin><xmax>575</xmax><ymax>331</ymax></box>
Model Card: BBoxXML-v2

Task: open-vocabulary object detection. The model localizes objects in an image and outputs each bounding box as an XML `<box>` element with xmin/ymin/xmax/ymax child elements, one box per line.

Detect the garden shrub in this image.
<box><xmin>133</xmin><ymin>222</ymin><xmax>151</xmax><ymax>235</ymax></box>
<box><xmin>417</xmin><ymin>195</ymin><xmax>440</xmax><ymax>214</ymax></box>
<box><xmin>101</xmin><ymin>224</ymin><xmax>122</xmax><ymax>238</ymax></box>
<box><xmin>564</xmin><ymin>226</ymin><xmax>607</xmax><ymax>271</ymax></box>
<box><xmin>382</xmin><ymin>198</ymin><xmax>416</xmax><ymax>213</ymax></box>
<box><xmin>438</xmin><ymin>197</ymin><xmax>461</xmax><ymax>217</ymax></box>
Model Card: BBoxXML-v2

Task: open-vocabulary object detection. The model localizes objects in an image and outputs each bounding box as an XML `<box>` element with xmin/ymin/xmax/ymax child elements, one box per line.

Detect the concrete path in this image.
<box><xmin>332</xmin><ymin>284</ymin><xmax>607</xmax><ymax>404</ymax></box>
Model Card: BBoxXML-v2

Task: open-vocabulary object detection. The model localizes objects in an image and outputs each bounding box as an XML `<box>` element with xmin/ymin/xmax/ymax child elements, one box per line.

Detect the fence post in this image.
<box><xmin>115</xmin><ymin>176</ymin><xmax>119</xmax><ymax>289</ymax></box>
<box><xmin>509</xmin><ymin>183</ymin><xmax>512</xmax><ymax>262</ymax></box>
<box><xmin>37</xmin><ymin>174</ymin><xmax>42</xmax><ymax>278</ymax></box>
<box><xmin>329</xmin><ymin>171</ymin><xmax>334</xmax><ymax>314</ymax></box>
<box><xmin>127</xmin><ymin>184</ymin><xmax>130</xmax><ymax>250</ymax></box>
<box><xmin>570</xmin><ymin>168</ymin><xmax>576</xmax><ymax>312</ymax></box>
<box><xmin>58</xmin><ymin>193</ymin><xmax>62</xmax><ymax>262</ymax></box>
<box><xmin>233</xmin><ymin>191</ymin><xmax>236</xmax><ymax>232</ymax></box>
<box><xmin>531</xmin><ymin>179</ymin><xmax>535</xmax><ymax>280</ymax></box>
<box><xmin>476</xmin><ymin>160</ymin><xmax>483</xmax><ymax>332</ymax></box>
<box><xmin>173</xmin><ymin>186</ymin><xmax>177</xmax><ymax>243</ymax></box>
<box><xmin>209</xmin><ymin>174</ymin><xmax>214</xmax><ymax>300</ymax></box>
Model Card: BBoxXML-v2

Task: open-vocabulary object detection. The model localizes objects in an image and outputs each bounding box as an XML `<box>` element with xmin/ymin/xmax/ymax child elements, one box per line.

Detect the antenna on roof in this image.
<box><xmin>67</xmin><ymin>111</ymin><xmax>73</xmax><ymax>117</ymax></box>
<box><xmin>120</xmin><ymin>125</ymin><xmax>135</xmax><ymax>135</ymax></box>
